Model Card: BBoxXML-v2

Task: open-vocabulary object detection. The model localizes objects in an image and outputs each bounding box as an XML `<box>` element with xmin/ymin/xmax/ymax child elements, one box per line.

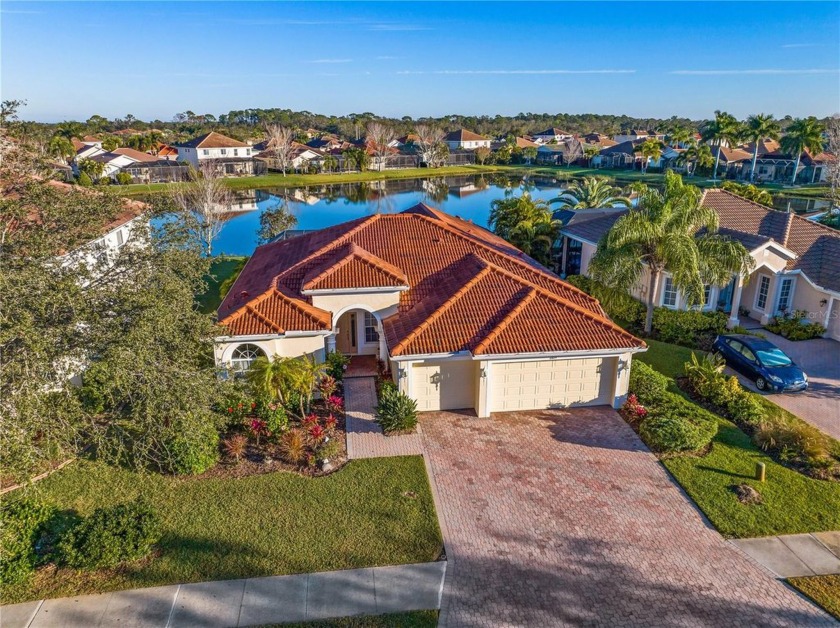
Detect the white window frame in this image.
<box><xmin>230</xmin><ymin>343</ymin><xmax>264</xmax><ymax>373</ymax></box>
<box><xmin>364</xmin><ymin>312</ymin><xmax>379</xmax><ymax>344</ymax></box>
<box><xmin>755</xmin><ymin>275</ymin><xmax>771</xmax><ymax>311</ymax></box>
<box><xmin>776</xmin><ymin>277</ymin><xmax>794</xmax><ymax>313</ymax></box>
<box><xmin>221</xmin><ymin>148</ymin><xmax>227</xmax><ymax>155</ymax></box>
<box><xmin>202</xmin><ymin>149</ymin><xmax>209</xmax><ymax>156</ymax></box>
<box><xmin>116</xmin><ymin>228</ymin><xmax>124</xmax><ymax>246</ymax></box>
<box><xmin>661</xmin><ymin>277</ymin><xmax>678</xmax><ymax>308</ymax></box>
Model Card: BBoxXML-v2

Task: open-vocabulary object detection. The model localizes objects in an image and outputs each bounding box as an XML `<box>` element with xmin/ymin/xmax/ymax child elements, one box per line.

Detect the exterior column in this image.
<box><xmin>560</xmin><ymin>236</ymin><xmax>569</xmax><ymax>278</ymax></box>
<box><xmin>378</xmin><ymin>325</ymin><xmax>388</xmax><ymax>365</ymax></box>
<box><xmin>727</xmin><ymin>276</ymin><xmax>744</xmax><ymax>329</ymax></box>
<box><xmin>760</xmin><ymin>274</ymin><xmax>782</xmax><ymax>325</ymax></box>
<box><xmin>476</xmin><ymin>361</ymin><xmax>492</xmax><ymax>418</ymax></box>
<box><xmin>396</xmin><ymin>361</ymin><xmax>414</xmax><ymax>396</ymax></box>
<box><xmin>612</xmin><ymin>353</ymin><xmax>633</xmax><ymax>409</ymax></box>
<box><xmin>326</xmin><ymin>333</ymin><xmax>337</xmax><ymax>354</ymax></box>
<box><xmin>824</xmin><ymin>297</ymin><xmax>836</xmax><ymax>338</ymax></box>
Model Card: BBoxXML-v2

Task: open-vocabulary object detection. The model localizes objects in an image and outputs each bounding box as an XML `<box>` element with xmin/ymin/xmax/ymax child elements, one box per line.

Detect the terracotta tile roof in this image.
<box><xmin>176</xmin><ymin>131</ymin><xmax>249</xmax><ymax>149</ymax></box>
<box><xmin>702</xmin><ymin>189</ymin><xmax>840</xmax><ymax>293</ymax></box>
<box><xmin>218</xmin><ymin>204</ymin><xmax>644</xmax><ymax>355</ymax></box>
<box><xmin>445</xmin><ymin>129</ymin><xmax>490</xmax><ymax>142</ymax></box>
<box><xmin>711</xmin><ymin>145</ymin><xmax>752</xmax><ymax>162</ymax></box>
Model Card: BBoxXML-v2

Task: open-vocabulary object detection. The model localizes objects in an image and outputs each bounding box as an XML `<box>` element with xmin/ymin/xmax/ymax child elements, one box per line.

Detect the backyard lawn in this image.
<box><xmin>195</xmin><ymin>255</ymin><xmax>247</xmax><ymax>314</ymax></box>
<box><xmin>637</xmin><ymin>339</ymin><xmax>840</xmax><ymax>538</ymax></box>
<box><xmin>2</xmin><ymin>456</ymin><xmax>443</xmax><ymax>604</ymax></box>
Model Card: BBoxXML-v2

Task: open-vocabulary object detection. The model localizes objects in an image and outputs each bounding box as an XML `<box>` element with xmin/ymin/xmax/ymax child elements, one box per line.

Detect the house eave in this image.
<box><xmin>301</xmin><ymin>286</ymin><xmax>410</xmax><ymax>296</ymax></box>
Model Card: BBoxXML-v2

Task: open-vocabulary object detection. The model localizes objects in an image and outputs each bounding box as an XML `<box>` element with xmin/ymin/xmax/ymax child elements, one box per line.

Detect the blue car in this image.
<box><xmin>712</xmin><ymin>334</ymin><xmax>808</xmax><ymax>393</ymax></box>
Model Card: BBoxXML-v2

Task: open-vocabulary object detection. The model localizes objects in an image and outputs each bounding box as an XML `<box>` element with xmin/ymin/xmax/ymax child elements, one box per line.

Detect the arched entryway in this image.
<box><xmin>331</xmin><ymin>306</ymin><xmax>386</xmax><ymax>360</ymax></box>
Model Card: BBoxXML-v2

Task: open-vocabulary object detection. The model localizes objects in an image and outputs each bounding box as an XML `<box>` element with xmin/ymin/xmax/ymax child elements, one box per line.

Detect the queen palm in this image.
<box><xmin>666</xmin><ymin>127</ymin><xmax>692</xmax><ymax>148</ymax></box>
<box><xmin>744</xmin><ymin>114</ymin><xmax>781</xmax><ymax>182</ymax></box>
<box><xmin>701</xmin><ymin>110</ymin><xmax>741</xmax><ymax>181</ymax></box>
<box><xmin>48</xmin><ymin>135</ymin><xmax>75</xmax><ymax>164</ymax></box>
<box><xmin>549</xmin><ymin>177</ymin><xmax>631</xmax><ymax>209</ymax></box>
<box><xmin>677</xmin><ymin>143</ymin><xmax>714</xmax><ymax>177</ymax></box>
<box><xmin>589</xmin><ymin>172</ymin><xmax>754</xmax><ymax>334</ymax></box>
<box><xmin>780</xmin><ymin>117</ymin><xmax>825</xmax><ymax>185</ymax></box>
<box><xmin>508</xmin><ymin>214</ymin><xmax>562</xmax><ymax>266</ymax></box>
<box><xmin>635</xmin><ymin>138</ymin><xmax>662</xmax><ymax>174</ymax></box>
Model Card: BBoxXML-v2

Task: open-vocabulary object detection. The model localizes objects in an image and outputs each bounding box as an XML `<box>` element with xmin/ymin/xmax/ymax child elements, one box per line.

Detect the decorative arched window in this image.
<box><xmin>230</xmin><ymin>344</ymin><xmax>264</xmax><ymax>373</ymax></box>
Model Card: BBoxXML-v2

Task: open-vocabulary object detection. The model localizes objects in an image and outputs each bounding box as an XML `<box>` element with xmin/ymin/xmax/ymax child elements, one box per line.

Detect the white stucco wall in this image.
<box><xmin>214</xmin><ymin>334</ymin><xmax>328</xmax><ymax>369</ymax></box>
<box><xmin>177</xmin><ymin>145</ymin><xmax>253</xmax><ymax>166</ymax></box>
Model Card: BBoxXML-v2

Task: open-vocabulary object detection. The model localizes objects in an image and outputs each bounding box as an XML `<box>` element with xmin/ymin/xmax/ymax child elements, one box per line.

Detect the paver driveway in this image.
<box><xmin>420</xmin><ymin>407</ymin><xmax>834</xmax><ymax>627</ymax></box>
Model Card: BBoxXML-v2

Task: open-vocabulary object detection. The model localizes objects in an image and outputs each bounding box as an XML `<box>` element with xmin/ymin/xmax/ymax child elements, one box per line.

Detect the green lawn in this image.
<box><xmin>120</xmin><ymin>164</ymin><xmax>531</xmax><ymax>196</ymax></box>
<box><xmin>195</xmin><ymin>256</ymin><xmax>247</xmax><ymax>314</ymax></box>
<box><xmin>259</xmin><ymin>610</ymin><xmax>439</xmax><ymax>628</ymax></box>
<box><xmin>2</xmin><ymin>456</ymin><xmax>443</xmax><ymax>604</ymax></box>
<box><xmin>788</xmin><ymin>575</ymin><xmax>840</xmax><ymax>621</ymax></box>
<box><xmin>636</xmin><ymin>339</ymin><xmax>840</xmax><ymax>538</ymax></box>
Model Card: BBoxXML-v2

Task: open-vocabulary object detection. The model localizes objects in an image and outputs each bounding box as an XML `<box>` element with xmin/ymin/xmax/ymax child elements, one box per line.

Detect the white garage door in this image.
<box><xmin>413</xmin><ymin>360</ymin><xmax>476</xmax><ymax>412</ymax></box>
<box><xmin>490</xmin><ymin>357</ymin><xmax>615</xmax><ymax>412</ymax></box>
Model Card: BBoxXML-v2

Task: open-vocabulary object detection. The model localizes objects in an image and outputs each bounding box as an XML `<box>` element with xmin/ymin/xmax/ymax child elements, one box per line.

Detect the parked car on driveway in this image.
<box><xmin>712</xmin><ymin>334</ymin><xmax>808</xmax><ymax>393</ymax></box>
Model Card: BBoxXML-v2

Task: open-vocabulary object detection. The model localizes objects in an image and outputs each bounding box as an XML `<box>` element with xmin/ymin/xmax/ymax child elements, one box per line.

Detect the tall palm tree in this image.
<box><xmin>780</xmin><ymin>117</ymin><xmax>825</xmax><ymax>185</ymax></box>
<box><xmin>589</xmin><ymin>171</ymin><xmax>754</xmax><ymax>334</ymax></box>
<box><xmin>48</xmin><ymin>135</ymin><xmax>75</xmax><ymax>164</ymax></box>
<box><xmin>549</xmin><ymin>177</ymin><xmax>631</xmax><ymax>209</ymax></box>
<box><xmin>635</xmin><ymin>138</ymin><xmax>662</xmax><ymax>174</ymax></box>
<box><xmin>677</xmin><ymin>144</ymin><xmax>714</xmax><ymax>177</ymax></box>
<box><xmin>743</xmin><ymin>114</ymin><xmax>781</xmax><ymax>182</ymax></box>
<box><xmin>701</xmin><ymin>110</ymin><xmax>741</xmax><ymax>181</ymax></box>
<box><xmin>508</xmin><ymin>214</ymin><xmax>562</xmax><ymax>266</ymax></box>
<box><xmin>666</xmin><ymin>127</ymin><xmax>692</xmax><ymax>148</ymax></box>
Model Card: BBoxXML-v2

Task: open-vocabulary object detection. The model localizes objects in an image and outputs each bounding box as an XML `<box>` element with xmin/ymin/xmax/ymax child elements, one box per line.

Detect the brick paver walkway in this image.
<box><xmin>344</xmin><ymin>377</ymin><xmax>423</xmax><ymax>459</ymax></box>
<box><xmin>420</xmin><ymin>407</ymin><xmax>835</xmax><ymax>627</ymax></box>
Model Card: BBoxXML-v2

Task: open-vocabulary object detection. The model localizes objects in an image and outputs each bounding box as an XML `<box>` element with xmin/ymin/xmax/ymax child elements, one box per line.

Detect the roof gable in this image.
<box><xmin>177</xmin><ymin>131</ymin><xmax>249</xmax><ymax>149</ymax></box>
<box><xmin>301</xmin><ymin>242</ymin><xmax>409</xmax><ymax>291</ymax></box>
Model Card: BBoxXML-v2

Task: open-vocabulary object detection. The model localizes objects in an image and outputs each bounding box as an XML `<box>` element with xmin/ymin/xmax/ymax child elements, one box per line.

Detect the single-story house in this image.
<box><xmin>532</xmin><ymin>128</ymin><xmax>573</xmax><ymax>144</ymax></box>
<box><xmin>612</xmin><ymin>130</ymin><xmax>666</xmax><ymax>144</ymax></box>
<box><xmin>444</xmin><ymin>129</ymin><xmax>492</xmax><ymax>151</ymax></box>
<box><xmin>215</xmin><ymin>204</ymin><xmax>645</xmax><ymax>416</ymax></box>
<box><xmin>123</xmin><ymin>159</ymin><xmax>190</xmax><ymax>184</ymax></box>
<box><xmin>556</xmin><ymin>189</ymin><xmax>840</xmax><ymax>341</ymax></box>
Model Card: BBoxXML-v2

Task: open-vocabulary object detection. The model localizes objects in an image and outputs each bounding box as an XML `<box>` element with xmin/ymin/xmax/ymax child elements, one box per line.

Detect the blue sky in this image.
<box><xmin>2</xmin><ymin>1</ymin><xmax>838</xmax><ymax>122</ymax></box>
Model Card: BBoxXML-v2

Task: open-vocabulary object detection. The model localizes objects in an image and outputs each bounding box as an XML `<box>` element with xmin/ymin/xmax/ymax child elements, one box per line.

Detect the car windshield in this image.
<box><xmin>756</xmin><ymin>348</ymin><xmax>793</xmax><ymax>367</ymax></box>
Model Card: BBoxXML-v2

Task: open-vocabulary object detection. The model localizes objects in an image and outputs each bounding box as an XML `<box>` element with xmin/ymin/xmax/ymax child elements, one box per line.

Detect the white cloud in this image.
<box><xmin>396</xmin><ymin>69</ymin><xmax>636</xmax><ymax>75</ymax></box>
<box><xmin>309</xmin><ymin>58</ymin><xmax>353</xmax><ymax>64</ymax></box>
<box><xmin>781</xmin><ymin>43</ymin><xmax>825</xmax><ymax>49</ymax></box>
<box><xmin>368</xmin><ymin>23</ymin><xmax>430</xmax><ymax>31</ymax></box>
<box><xmin>670</xmin><ymin>68</ymin><xmax>839</xmax><ymax>75</ymax></box>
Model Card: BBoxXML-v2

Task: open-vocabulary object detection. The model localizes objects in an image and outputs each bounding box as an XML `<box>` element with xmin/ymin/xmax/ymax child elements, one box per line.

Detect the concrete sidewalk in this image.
<box><xmin>732</xmin><ymin>532</ymin><xmax>840</xmax><ymax>578</ymax></box>
<box><xmin>344</xmin><ymin>377</ymin><xmax>423</xmax><ymax>459</ymax></box>
<box><xmin>1</xmin><ymin>562</ymin><xmax>446</xmax><ymax>628</ymax></box>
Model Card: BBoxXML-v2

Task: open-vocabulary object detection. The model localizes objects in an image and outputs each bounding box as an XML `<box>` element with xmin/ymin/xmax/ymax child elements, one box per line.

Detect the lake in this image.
<box><xmin>212</xmin><ymin>174</ymin><xmax>568</xmax><ymax>256</ymax></box>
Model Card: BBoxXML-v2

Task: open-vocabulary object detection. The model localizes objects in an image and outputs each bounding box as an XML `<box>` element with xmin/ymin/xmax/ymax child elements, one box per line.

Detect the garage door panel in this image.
<box><xmin>490</xmin><ymin>357</ymin><xmax>615</xmax><ymax>412</ymax></box>
<box><xmin>413</xmin><ymin>360</ymin><xmax>476</xmax><ymax>412</ymax></box>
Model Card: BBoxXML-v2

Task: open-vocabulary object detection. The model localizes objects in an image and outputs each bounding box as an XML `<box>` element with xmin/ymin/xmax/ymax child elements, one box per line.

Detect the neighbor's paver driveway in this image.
<box><xmin>421</xmin><ymin>407</ymin><xmax>834</xmax><ymax>627</ymax></box>
<box><xmin>729</xmin><ymin>330</ymin><xmax>840</xmax><ymax>440</ymax></box>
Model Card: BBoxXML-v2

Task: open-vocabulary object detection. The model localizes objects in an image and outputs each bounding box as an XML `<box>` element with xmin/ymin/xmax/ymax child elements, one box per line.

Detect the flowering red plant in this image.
<box><xmin>326</xmin><ymin>395</ymin><xmax>344</xmax><ymax>412</ymax></box>
<box><xmin>302</xmin><ymin>414</ymin><xmax>319</xmax><ymax>427</ymax></box>
<box><xmin>308</xmin><ymin>424</ymin><xmax>326</xmax><ymax>442</ymax></box>
<box><xmin>621</xmin><ymin>394</ymin><xmax>647</xmax><ymax>423</ymax></box>
<box><xmin>250</xmin><ymin>418</ymin><xmax>268</xmax><ymax>445</ymax></box>
<box><xmin>323</xmin><ymin>414</ymin><xmax>337</xmax><ymax>434</ymax></box>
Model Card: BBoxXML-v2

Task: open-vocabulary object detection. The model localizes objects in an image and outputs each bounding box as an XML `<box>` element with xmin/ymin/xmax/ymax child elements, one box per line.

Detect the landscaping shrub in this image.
<box><xmin>56</xmin><ymin>498</ymin><xmax>160</xmax><ymax>570</ymax></box>
<box><xmin>255</xmin><ymin>399</ymin><xmax>288</xmax><ymax>434</ymax></box>
<box><xmin>115</xmin><ymin>172</ymin><xmax>132</xmax><ymax>185</ymax></box>
<box><xmin>279</xmin><ymin>428</ymin><xmax>307</xmax><ymax>465</ymax></box>
<box><xmin>167</xmin><ymin>419</ymin><xmax>220</xmax><ymax>475</ymax></box>
<box><xmin>639</xmin><ymin>407</ymin><xmax>717</xmax><ymax>454</ymax></box>
<box><xmin>765</xmin><ymin>310</ymin><xmax>826</xmax><ymax>341</ymax></box>
<box><xmin>221</xmin><ymin>434</ymin><xmax>248</xmax><ymax>462</ymax></box>
<box><xmin>317</xmin><ymin>375</ymin><xmax>338</xmax><ymax>399</ymax></box>
<box><xmin>754</xmin><ymin>418</ymin><xmax>835</xmax><ymax>470</ymax></box>
<box><xmin>325</xmin><ymin>351</ymin><xmax>351</xmax><ymax>381</ymax></box>
<box><xmin>565</xmin><ymin>275</ymin><xmax>645</xmax><ymax>326</ymax></box>
<box><xmin>0</xmin><ymin>498</ymin><xmax>56</xmax><ymax>585</ymax></box>
<box><xmin>375</xmin><ymin>388</ymin><xmax>418</xmax><ymax>434</ymax></box>
<box><xmin>629</xmin><ymin>360</ymin><xmax>670</xmax><ymax>406</ymax></box>
<box><xmin>652</xmin><ymin>308</ymin><xmax>728</xmax><ymax>350</ymax></box>
<box><xmin>315</xmin><ymin>438</ymin><xmax>341</xmax><ymax>464</ymax></box>
<box><xmin>684</xmin><ymin>353</ymin><xmax>763</xmax><ymax>425</ymax></box>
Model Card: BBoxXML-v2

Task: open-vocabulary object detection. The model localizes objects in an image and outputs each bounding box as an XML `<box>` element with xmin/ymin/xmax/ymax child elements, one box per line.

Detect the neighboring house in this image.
<box><xmin>710</xmin><ymin>145</ymin><xmax>753</xmax><ymax>178</ymax></box>
<box><xmin>592</xmin><ymin>140</ymin><xmax>643</xmax><ymax>169</ymax></box>
<box><xmin>557</xmin><ymin>189</ymin><xmax>840</xmax><ymax>341</ymax></box>
<box><xmin>156</xmin><ymin>143</ymin><xmax>180</xmax><ymax>160</ymax></box>
<box><xmin>112</xmin><ymin>147</ymin><xmax>158</xmax><ymax>163</ymax></box>
<box><xmin>175</xmin><ymin>131</ymin><xmax>256</xmax><ymax>174</ymax></box>
<box><xmin>215</xmin><ymin>204</ymin><xmax>645</xmax><ymax>415</ymax></box>
<box><xmin>536</xmin><ymin>138</ymin><xmax>584</xmax><ymax>165</ymax></box>
<box><xmin>748</xmin><ymin>148</ymin><xmax>835</xmax><ymax>184</ymax></box>
<box><xmin>444</xmin><ymin>129</ymin><xmax>491</xmax><ymax>151</ymax></box>
<box><xmin>74</xmin><ymin>142</ymin><xmax>105</xmax><ymax>162</ymax></box>
<box><xmin>79</xmin><ymin>151</ymin><xmax>138</xmax><ymax>180</ymax></box>
<box><xmin>255</xmin><ymin>142</ymin><xmax>326</xmax><ymax>172</ymax></box>
<box><xmin>491</xmin><ymin>136</ymin><xmax>539</xmax><ymax>151</ymax></box>
<box><xmin>581</xmin><ymin>133</ymin><xmax>617</xmax><ymax>149</ymax></box>
<box><xmin>532</xmin><ymin>128</ymin><xmax>573</xmax><ymax>144</ymax></box>
<box><xmin>612</xmin><ymin>129</ymin><xmax>666</xmax><ymax>144</ymax></box>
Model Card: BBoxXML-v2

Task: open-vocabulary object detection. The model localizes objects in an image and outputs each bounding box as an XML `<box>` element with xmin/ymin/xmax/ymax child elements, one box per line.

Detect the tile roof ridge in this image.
<box><xmin>406</xmin><ymin>210</ymin><xmax>602</xmax><ymax>308</ymax></box>
<box><xmin>219</xmin><ymin>287</ymin><xmax>329</xmax><ymax>331</ymax></box>
<box><xmin>705</xmin><ymin>188</ymin><xmax>774</xmax><ymax>214</ymax></box>
<box><xmin>472</xmin><ymin>288</ymin><xmax>538</xmax><ymax>355</ymax></box>
<box><xmin>219</xmin><ymin>289</ymin><xmax>283</xmax><ymax>332</ymax></box>
<box><xmin>270</xmin><ymin>288</ymin><xmax>332</xmax><ymax>328</ymax></box>
<box><xmin>389</xmin><ymin>258</ymin><xmax>492</xmax><ymax>356</ymax></box>
<box><xmin>276</xmin><ymin>214</ymin><xmax>383</xmax><ymax>284</ymax></box>
<box><xmin>302</xmin><ymin>241</ymin><xmax>407</xmax><ymax>289</ymax></box>
<box><xmin>782</xmin><ymin>211</ymin><xmax>795</xmax><ymax>247</ymax></box>
<box><xmin>481</xmin><ymin>261</ymin><xmax>644</xmax><ymax>347</ymax></box>
<box><xmin>788</xmin><ymin>210</ymin><xmax>840</xmax><ymax>239</ymax></box>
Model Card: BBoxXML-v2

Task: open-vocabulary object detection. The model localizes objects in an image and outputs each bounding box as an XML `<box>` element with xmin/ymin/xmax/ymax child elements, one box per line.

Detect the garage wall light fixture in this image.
<box><xmin>479</xmin><ymin>367</ymin><xmax>487</xmax><ymax>379</ymax></box>
<box><xmin>397</xmin><ymin>368</ymin><xmax>407</xmax><ymax>379</ymax></box>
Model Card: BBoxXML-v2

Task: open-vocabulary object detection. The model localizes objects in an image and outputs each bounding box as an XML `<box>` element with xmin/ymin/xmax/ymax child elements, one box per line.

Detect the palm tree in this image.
<box><xmin>549</xmin><ymin>177</ymin><xmax>631</xmax><ymax>209</ymax></box>
<box><xmin>780</xmin><ymin>117</ymin><xmax>825</xmax><ymax>185</ymax></box>
<box><xmin>701</xmin><ymin>110</ymin><xmax>741</xmax><ymax>181</ymax></box>
<box><xmin>247</xmin><ymin>355</ymin><xmax>292</xmax><ymax>404</ymax></box>
<box><xmin>677</xmin><ymin>144</ymin><xmax>714</xmax><ymax>177</ymax></box>
<box><xmin>635</xmin><ymin>138</ymin><xmax>662</xmax><ymax>174</ymax></box>
<box><xmin>666</xmin><ymin>127</ymin><xmax>692</xmax><ymax>148</ymax></box>
<box><xmin>588</xmin><ymin>171</ymin><xmax>754</xmax><ymax>334</ymax></box>
<box><xmin>743</xmin><ymin>114</ymin><xmax>781</xmax><ymax>182</ymax></box>
<box><xmin>489</xmin><ymin>194</ymin><xmax>560</xmax><ymax>266</ymax></box>
<box><xmin>48</xmin><ymin>135</ymin><xmax>75</xmax><ymax>164</ymax></box>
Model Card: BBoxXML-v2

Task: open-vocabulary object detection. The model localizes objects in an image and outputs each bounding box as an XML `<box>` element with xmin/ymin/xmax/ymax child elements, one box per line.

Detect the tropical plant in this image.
<box><xmin>489</xmin><ymin>194</ymin><xmax>561</xmax><ymax>265</ymax></box>
<box><xmin>780</xmin><ymin>117</ymin><xmax>825</xmax><ymax>185</ymax></box>
<box><xmin>677</xmin><ymin>143</ymin><xmax>714</xmax><ymax>177</ymax></box>
<box><xmin>743</xmin><ymin>114</ymin><xmax>781</xmax><ymax>182</ymax></box>
<box><xmin>666</xmin><ymin>127</ymin><xmax>693</xmax><ymax>148</ymax></box>
<box><xmin>247</xmin><ymin>355</ymin><xmax>293</xmax><ymax>405</ymax></box>
<box><xmin>48</xmin><ymin>134</ymin><xmax>75</xmax><ymax>164</ymax></box>
<box><xmin>720</xmin><ymin>181</ymin><xmax>774</xmax><ymax>207</ymax></box>
<box><xmin>279</xmin><ymin>428</ymin><xmax>307</xmax><ymax>465</ymax></box>
<box><xmin>635</xmin><ymin>138</ymin><xmax>662</xmax><ymax>173</ymax></box>
<box><xmin>588</xmin><ymin>171</ymin><xmax>754</xmax><ymax>333</ymax></box>
<box><xmin>701</xmin><ymin>110</ymin><xmax>741</xmax><ymax>181</ymax></box>
<box><xmin>342</xmin><ymin>147</ymin><xmax>369</xmax><ymax>172</ymax></box>
<box><xmin>550</xmin><ymin>176</ymin><xmax>631</xmax><ymax>209</ymax></box>
<box><xmin>375</xmin><ymin>388</ymin><xmax>418</xmax><ymax>434</ymax></box>
<box><xmin>222</xmin><ymin>433</ymin><xmax>248</xmax><ymax>462</ymax></box>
